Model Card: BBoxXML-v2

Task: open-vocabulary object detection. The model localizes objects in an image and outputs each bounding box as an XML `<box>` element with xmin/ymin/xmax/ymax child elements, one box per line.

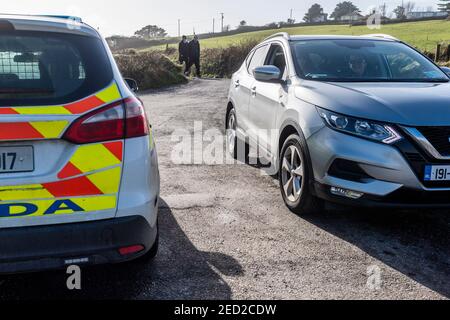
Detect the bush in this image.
<box><xmin>114</xmin><ymin>51</ymin><xmax>187</xmax><ymax>90</ymax></box>
<box><xmin>200</xmin><ymin>40</ymin><xmax>258</xmax><ymax>78</ymax></box>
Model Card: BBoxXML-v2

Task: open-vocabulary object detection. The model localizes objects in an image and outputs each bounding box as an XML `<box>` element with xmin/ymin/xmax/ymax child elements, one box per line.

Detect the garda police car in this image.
<box><xmin>0</xmin><ymin>14</ymin><xmax>160</xmax><ymax>273</ymax></box>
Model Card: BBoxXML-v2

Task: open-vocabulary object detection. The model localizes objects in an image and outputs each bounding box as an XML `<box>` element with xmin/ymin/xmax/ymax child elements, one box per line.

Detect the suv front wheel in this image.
<box><xmin>279</xmin><ymin>134</ymin><xmax>323</xmax><ymax>215</ymax></box>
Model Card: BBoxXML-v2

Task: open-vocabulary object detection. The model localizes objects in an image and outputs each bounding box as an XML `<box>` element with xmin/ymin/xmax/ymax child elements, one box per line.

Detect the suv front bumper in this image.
<box><xmin>0</xmin><ymin>215</ymin><xmax>157</xmax><ymax>274</ymax></box>
<box><xmin>308</xmin><ymin>126</ymin><xmax>450</xmax><ymax>208</ymax></box>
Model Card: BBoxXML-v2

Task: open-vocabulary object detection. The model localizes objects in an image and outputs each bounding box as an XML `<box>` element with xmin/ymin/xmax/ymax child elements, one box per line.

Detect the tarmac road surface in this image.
<box><xmin>0</xmin><ymin>79</ymin><xmax>448</xmax><ymax>300</ymax></box>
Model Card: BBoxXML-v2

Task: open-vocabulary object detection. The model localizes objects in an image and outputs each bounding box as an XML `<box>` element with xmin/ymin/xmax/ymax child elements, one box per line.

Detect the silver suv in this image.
<box><xmin>226</xmin><ymin>33</ymin><xmax>450</xmax><ymax>214</ymax></box>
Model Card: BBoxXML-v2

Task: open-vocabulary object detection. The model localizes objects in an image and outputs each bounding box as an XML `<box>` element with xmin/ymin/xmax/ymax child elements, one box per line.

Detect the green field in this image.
<box><xmin>148</xmin><ymin>20</ymin><xmax>450</xmax><ymax>52</ymax></box>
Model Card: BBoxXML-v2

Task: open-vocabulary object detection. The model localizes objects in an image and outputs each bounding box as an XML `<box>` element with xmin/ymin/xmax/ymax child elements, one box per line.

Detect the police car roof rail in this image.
<box><xmin>0</xmin><ymin>13</ymin><xmax>83</xmax><ymax>23</ymax></box>
<box><xmin>264</xmin><ymin>32</ymin><xmax>290</xmax><ymax>42</ymax></box>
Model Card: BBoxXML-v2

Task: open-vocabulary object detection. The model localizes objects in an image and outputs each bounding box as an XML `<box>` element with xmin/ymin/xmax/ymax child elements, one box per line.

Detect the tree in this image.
<box><xmin>134</xmin><ymin>25</ymin><xmax>167</xmax><ymax>39</ymax></box>
<box><xmin>265</xmin><ymin>22</ymin><xmax>280</xmax><ymax>28</ymax></box>
<box><xmin>393</xmin><ymin>5</ymin><xmax>406</xmax><ymax>19</ymax></box>
<box><xmin>237</xmin><ymin>20</ymin><xmax>247</xmax><ymax>29</ymax></box>
<box><xmin>404</xmin><ymin>1</ymin><xmax>416</xmax><ymax>14</ymax></box>
<box><xmin>330</xmin><ymin>1</ymin><xmax>360</xmax><ymax>20</ymax></box>
<box><xmin>438</xmin><ymin>0</ymin><xmax>450</xmax><ymax>13</ymax></box>
<box><xmin>287</xmin><ymin>18</ymin><xmax>296</xmax><ymax>24</ymax></box>
<box><xmin>304</xmin><ymin>3</ymin><xmax>325</xmax><ymax>22</ymax></box>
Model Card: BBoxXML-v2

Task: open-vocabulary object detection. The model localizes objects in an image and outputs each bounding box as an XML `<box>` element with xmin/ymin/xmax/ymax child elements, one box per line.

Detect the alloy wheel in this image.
<box><xmin>281</xmin><ymin>145</ymin><xmax>304</xmax><ymax>202</ymax></box>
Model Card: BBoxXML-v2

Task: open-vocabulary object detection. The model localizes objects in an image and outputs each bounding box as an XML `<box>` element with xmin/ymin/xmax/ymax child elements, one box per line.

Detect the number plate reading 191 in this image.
<box><xmin>0</xmin><ymin>146</ymin><xmax>34</xmax><ymax>173</ymax></box>
<box><xmin>424</xmin><ymin>165</ymin><xmax>450</xmax><ymax>181</ymax></box>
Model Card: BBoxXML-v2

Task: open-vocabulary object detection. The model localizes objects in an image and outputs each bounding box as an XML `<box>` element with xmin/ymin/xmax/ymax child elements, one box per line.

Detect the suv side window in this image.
<box><xmin>265</xmin><ymin>44</ymin><xmax>287</xmax><ymax>79</ymax></box>
<box><xmin>247</xmin><ymin>45</ymin><xmax>268</xmax><ymax>75</ymax></box>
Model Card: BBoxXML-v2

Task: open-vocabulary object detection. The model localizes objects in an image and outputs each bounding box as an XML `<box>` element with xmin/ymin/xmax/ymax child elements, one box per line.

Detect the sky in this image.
<box><xmin>2</xmin><ymin>0</ymin><xmax>438</xmax><ymax>37</ymax></box>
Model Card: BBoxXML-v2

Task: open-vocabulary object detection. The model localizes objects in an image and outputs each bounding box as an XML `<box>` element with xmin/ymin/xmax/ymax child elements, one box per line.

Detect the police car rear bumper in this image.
<box><xmin>0</xmin><ymin>215</ymin><xmax>157</xmax><ymax>274</ymax></box>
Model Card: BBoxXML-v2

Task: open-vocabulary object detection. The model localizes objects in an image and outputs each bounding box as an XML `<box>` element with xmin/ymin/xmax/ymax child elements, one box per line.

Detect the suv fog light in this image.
<box><xmin>330</xmin><ymin>187</ymin><xmax>364</xmax><ymax>199</ymax></box>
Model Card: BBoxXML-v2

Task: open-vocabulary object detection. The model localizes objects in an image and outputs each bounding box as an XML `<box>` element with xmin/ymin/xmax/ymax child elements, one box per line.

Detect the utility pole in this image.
<box><xmin>220</xmin><ymin>13</ymin><xmax>224</xmax><ymax>32</ymax></box>
<box><xmin>381</xmin><ymin>3</ymin><xmax>386</xmax><ymax>17</ymax></box>
<box><xmin>289</xmin><ymin>8</ymin><xmax>293</xmax><ymax>23</ymax></box>
<box><xmin>213</xmin><ymin>18</ymin><xmax>215</xmax><ymax>34</ymax></box>
<box><xmin>178</xmin><ymin>19</ymin><xmax>181</xmax><ymax>37</ymax></box>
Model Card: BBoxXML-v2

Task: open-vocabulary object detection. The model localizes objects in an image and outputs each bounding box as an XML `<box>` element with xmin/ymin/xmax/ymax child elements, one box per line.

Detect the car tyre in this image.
<box><xmin>226</xmin><ymin>108</ymin><xmax>248</xmax><ymax>161</ymax></box>
<box><xmin>279</xmin><ymin>134</ymin><xmax>323</xmax><ymax>215</ymax></box>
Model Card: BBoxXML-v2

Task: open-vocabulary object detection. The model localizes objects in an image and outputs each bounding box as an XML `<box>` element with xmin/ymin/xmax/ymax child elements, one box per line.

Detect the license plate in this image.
<box><xmin>0</xmin><ymin>146</ymin><xmax>34</xmax><ymax>173</ymax></box>
<box><xmin>424</xmin><ymin>165</ymin><xmax>450</xmax><ymax>181</ymax></box>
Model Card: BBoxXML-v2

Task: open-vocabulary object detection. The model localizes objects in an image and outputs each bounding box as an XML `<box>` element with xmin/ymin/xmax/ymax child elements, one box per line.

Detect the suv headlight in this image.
<box><xmin>317</xmin><ymin>107</ymin><xmax>402</xmax><ymax>144</ymax></box>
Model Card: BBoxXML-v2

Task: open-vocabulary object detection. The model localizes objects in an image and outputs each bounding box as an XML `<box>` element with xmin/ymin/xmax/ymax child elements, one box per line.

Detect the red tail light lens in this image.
<box><xmin>124</xmin><ymin>96</ymin><xmax>150</xmax><ymax>138</ymax></box>
<box><xmin>63</xmin><ymin>101</ymin><xmax>125</xmax><ymax>144</ymax></box>
<box><xmin>63</xmin><ymin>96</ymin><xmax>149</xmax><ymax>144</ymax></box>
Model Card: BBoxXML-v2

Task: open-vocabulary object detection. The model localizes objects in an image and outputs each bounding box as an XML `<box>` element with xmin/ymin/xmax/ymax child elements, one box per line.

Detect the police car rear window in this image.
<box><xmin>0</xmin><ymin>31</ymin><xmax>113</xmax><ymax>106</ymax></box>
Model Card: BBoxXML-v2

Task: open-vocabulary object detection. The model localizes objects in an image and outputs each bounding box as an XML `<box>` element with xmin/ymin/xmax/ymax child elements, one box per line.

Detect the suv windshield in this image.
<box><xmin>291</xmin><ymin>39</ymin><xmax>448</xmax><ymax>82</ymax></box>
<box><xmin>0</xmin><ymin>31</ymin><xmax>113</xmax><ymax>106</ymax></box>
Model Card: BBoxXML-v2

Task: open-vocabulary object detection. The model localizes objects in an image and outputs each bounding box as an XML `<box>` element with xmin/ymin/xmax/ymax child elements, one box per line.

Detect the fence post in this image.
<box><xmin>435</xmin><ymin>43</ymin><xmax>441</xmax><ymax>62</ymax></box>
<box><xmin>447</xmin><ymin>44</ymin><xmax>450</xmax><ymax>62</ymax></box>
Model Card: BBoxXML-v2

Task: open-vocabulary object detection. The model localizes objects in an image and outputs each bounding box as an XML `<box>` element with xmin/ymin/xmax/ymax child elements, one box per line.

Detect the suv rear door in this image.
<box><xmin>0</xmin><ymin>30</ymin><xmax>125</xmax><ymax>228</ymax></box>
<box><xmin>233</xmin><ymin>44</ymin><xmax>268</xmax><ymax>132</ymax></box>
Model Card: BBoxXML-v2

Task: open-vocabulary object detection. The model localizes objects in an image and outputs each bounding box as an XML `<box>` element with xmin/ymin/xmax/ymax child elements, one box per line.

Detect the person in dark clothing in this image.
<box><xmin>178</xmin><ymin>35</ymin><xmax>189</xmax><ymax>75</ymax></box>
<box><xmin>187</xmin><ymin>35</ymin><xmax>201</xmax><ymax>77</ymax></box>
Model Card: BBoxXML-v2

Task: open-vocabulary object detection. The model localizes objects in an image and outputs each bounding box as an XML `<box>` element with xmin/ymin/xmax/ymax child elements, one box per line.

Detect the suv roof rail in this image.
<box><xmin>264</xmin><ymin>32</ymin><xmax>290</xmax><ymax>41</ymax></box>
<box><xmin>0</xmin><ymin>13</ymin><xmax>83</xmax><ymax>23</ymax></box>
<box><xmin>363</xmin><ymin>33</ymin><xmax>398</xmax><ymax>41</ymax></box>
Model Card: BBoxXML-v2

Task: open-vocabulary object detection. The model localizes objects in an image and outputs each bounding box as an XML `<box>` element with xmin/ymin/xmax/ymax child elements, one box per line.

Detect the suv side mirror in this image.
<box><xmin>441</xmin><ymin>67</ymin><xmax>450</xmax><ymax>77</ymax></box>
<box><xmin>124</xmin><ymin>78</ymin><xmax>139</xmax><ymax>93</ymax></box>
<box><xmin>253</xmin><ymin>65</ymin><xmax>282</xmax><ymax>83</ymax></box>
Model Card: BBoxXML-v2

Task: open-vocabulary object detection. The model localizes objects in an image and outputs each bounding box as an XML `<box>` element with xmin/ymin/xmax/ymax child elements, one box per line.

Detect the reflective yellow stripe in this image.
<box><xmin>29</xmin><ymin>121</ymin><xmax>69</xmax><ymax>138</ymax></box>
<box><xmin>70</xmin><ymin>144</ymin><xmax>121</xmax><ymax>173</ymax></box>
<box><xmin>96</xmin><ymin>83</ymin><xmax>121</xmax><ymax>103</ymax></box>
<box><xmin>0</xmin><ymin>167</ymin><xmax>121</xmax><ymax>201</ymax></box>
<box><xmin>13</xmin><ymin>106</ymin><xmax>71</xmax><ymax>115</ymax></box>
<box><xmin>86</xmin><ymin>167</ymin><xmax>122</xmax><ymax>194</ymax></box>
<box><xmin>3</xmin><ymin>82</ymin><xmax>120</xmax><ymax>116</ymax></box>
<box><xmin>149</xmin><ymin>127</ymin><xmax>154</xmax><ymax>150</ymax></box>
<box><xmin>5</xmin><ymin>196</ymin><xmax>117</xmax><ymax>218</ymax></box>
<box><xmin>0</xmin><ymin>185</ymin><xmax>53</xmax><ymax>201</ymax></box>
<box><xmin>71</xmin><ymin>195</ymin><xmax>117</xmax><ymax>212</ymax></box>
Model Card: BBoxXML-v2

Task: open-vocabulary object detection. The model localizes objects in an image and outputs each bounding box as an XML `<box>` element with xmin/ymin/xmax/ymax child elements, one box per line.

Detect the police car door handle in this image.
<box><xmin>234</xmin><ymin>80</ymin><xmax>240</xmax><ymax>88</ymax></box>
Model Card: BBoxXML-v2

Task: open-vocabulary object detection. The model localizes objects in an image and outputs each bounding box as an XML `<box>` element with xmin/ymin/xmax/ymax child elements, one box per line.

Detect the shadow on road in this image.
<box><xmin>0</xmin><ymin>199</ymin><xmax>241</xmax><ymax>300</ymax></box>
<box><xmin>302</xmin><ymin>207</ymin><xmax>450</xmax><ymax>298</ymax></box>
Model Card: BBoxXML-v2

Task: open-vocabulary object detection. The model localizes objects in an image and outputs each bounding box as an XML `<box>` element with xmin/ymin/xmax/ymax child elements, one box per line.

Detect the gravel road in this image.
<box><xmin>0</xmin><ymin>78</ymin><xmax>448</xmax><ymax>300</ymax></box>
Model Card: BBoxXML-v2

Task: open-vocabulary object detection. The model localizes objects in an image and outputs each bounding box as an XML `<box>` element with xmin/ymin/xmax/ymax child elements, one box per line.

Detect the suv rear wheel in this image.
<box><xmin>279</xmin><ymin>134</ymin><xmax>323</xmax><ymax>215</ymax></box>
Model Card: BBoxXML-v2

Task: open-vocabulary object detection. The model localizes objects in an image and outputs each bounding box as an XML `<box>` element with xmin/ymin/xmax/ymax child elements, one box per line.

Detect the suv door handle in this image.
<box><xmin>251</xmin><ymin>86</ymin><xmax>257</xmax><ymax>96</ymax></box>
<box><xmin>234</xmin><ymin>80</ymin><xmax>240</xmax><ymax>88</ymax></box>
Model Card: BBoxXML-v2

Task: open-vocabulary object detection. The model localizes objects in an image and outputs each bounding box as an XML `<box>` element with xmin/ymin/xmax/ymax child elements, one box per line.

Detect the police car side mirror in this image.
<box><xmin>125</xmin><ymin>78</ymin><xmax>139</xmax><ymax>93</ymax></box>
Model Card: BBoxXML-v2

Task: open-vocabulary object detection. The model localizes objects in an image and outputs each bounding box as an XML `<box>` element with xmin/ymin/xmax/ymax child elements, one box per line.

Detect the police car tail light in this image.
<box><xmin>63</xmin><ymin>101</ymin><xmax>125</xmax><ymax>144</ymax></box>
<box><xmin>124</xmin><ymin>96</ymin><xmax>150</xmax><ymax>138</ymax></box>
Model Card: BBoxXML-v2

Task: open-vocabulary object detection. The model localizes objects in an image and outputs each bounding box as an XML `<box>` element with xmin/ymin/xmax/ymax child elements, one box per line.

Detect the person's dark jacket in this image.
<box><xmin>188</xmin><ymin>40</ymin><xmax>200</xmax><ymax>61</ymax></box>
<box><xmin>178</xmin><ymin>40</ymin><xmax>189</xmax><ymax>62</ymax></box>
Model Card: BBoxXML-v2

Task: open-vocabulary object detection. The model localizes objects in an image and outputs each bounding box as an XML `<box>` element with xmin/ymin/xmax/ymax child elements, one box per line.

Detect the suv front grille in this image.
<box><xmin>417</xmin><ymin>126</ymin><xmax>450</xmax><ymax>157</ymax></box>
